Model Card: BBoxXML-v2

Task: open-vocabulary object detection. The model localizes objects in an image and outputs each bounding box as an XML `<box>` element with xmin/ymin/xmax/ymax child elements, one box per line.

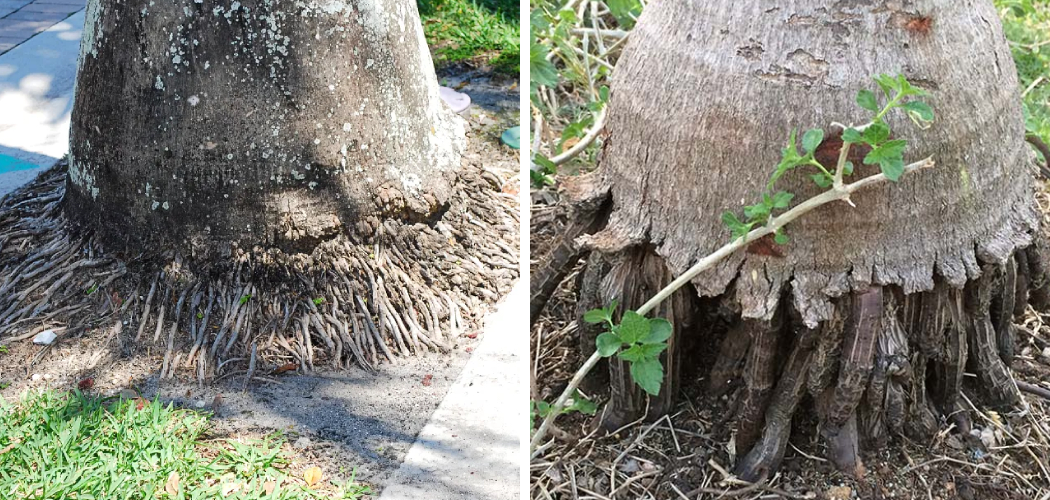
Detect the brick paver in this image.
<box><xmin>0</xmin><ymin>0</ymin><xmax>82</xmax><ymax>55</ymax></box>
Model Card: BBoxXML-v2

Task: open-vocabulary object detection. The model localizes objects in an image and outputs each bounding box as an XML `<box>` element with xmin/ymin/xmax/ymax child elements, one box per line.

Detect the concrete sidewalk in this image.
<box><xmin>0</xmin><ymin>0</ymin><xmax>84</xmax><ymax>54</ymax></box>
<box><xmin>380</xmin><ymin>283</ymin><xmax>525</xmax><ymax>500</ymax></box>
<box><xmin>0</xmin><ymin>7</ymin><xmax>81</xmax><ymax>196</ymax></box>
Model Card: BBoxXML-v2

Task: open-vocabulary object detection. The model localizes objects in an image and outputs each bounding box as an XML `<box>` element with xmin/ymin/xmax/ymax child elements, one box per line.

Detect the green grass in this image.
<box><xmin>997</xmin><ymin>0</ymin><xmax>1050</xmax><ymax>160</ymax></box>
<box><xmin>418</xmin><ymin>0</ymin><xmax>520</xmax><ymax>74</ymax></box>
<box><xmin>0</xmin><ymin>390</ymin><xmax>369</xmax><ymax>500</ymax></box>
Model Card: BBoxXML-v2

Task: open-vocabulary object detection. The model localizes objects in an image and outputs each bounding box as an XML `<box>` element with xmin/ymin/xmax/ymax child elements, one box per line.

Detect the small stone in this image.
<box><xmin>31</xmin><ymin>373</ymin><xmax>43</xmax><ymax>382</ymax></box>
<box><xmin>979</xmin><ymin>427</ymin><xmax>997</xmax><ymax>448</ymax></box>
<box><xmin>194</xmin><ymin>400</ymin><xmax>207</xmax><ymax>409</ymax></box>
<box><xmin>32</xmin><ymin>330</ymin><xmax>57</xmax><ymax>345</ymax></box>
<box><xmin>827</xmin><ymin>485</ymin><xmax>852</xmax><ymax>500</ymax></box>
<box><xmin>293</xmin><ymin>437</ymin><xmax>312</xmax><ymax>449</ymax></box>
<box><xmin>43</xmin><ymin>374</ymin><xmax>52</xmax><ymax>380</ymax></box>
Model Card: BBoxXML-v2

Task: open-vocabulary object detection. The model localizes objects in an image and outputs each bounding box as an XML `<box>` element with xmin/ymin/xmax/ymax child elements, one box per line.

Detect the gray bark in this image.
<box><xmin>593</xmin><ymin>0</ymin><xmax>1037</xmax><ymax>327</ymax></box>
<box><xmin>67</xmin><ymin>0</ymin><xmax>464</xmax><ymax>259</ymax></box>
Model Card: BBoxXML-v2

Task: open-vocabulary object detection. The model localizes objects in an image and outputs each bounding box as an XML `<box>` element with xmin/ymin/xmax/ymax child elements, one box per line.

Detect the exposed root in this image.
<box><xmin>0</xmin><ymin>161</ymin><xmax>517</xmax><ymax>381</ymax></box>
<box><xmin>566</xmin><ymin>232</ymin><xmax>1047</xmax><ymax>481</ymax></box>
<box><xmin>530</xmin><ymin>172</ymin><xmax>610</xmax><ymax>324</ymax></box>
<box><xmin>588</xmin><ymin>249</ymin><xmax>695</xmax><ymax>429</ymax></box>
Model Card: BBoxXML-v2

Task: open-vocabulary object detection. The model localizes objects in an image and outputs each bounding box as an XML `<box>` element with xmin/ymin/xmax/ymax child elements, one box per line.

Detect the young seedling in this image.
<box><xmin>585</xmin><ymin>301</ymin><xmax>671</xmax><ymax>396</ymax></box>
<box><xmin>531</xmin><ymin>73</ymin><xmax>936</xmax><ymax>453</ymax></box>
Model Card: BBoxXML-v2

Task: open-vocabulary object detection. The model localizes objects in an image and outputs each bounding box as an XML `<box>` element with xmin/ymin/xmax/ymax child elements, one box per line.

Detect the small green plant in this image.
<box><xmin>313</xmin><ymin>297</ymin><xmax>326</xmax><ymax>306</ymax></box>
<box><xmin>240</xmin><ymin>294</ymin><xmax>252</xmax><ymax>305</ymax></box>
<box><xmin>722</xmin><ymin>74</ymin><xmax>932</xmax><ymax>244</ymax></box>
<box><xmin>531</xmin><ymin>155</ymin><xmax>557</xmax><ymax>187</ymax></box>
<box><xmin>583</xmin><ymin>301</ymin><xmax>671</xmax><ymax>396</ymax></box>
<box><xmin>85</xmin><ymin>284</ymin><xmax>98</xmax><ymax>295</ymax></box>
<box><xmin>417</xmin><ymin>0</ymin><xmax>520</xmax><ymax>74</ymax></box>
<box><xmin>530</xmin><ymin>390</ymin><xmax>596</xmax><ymax>429</ymax></box>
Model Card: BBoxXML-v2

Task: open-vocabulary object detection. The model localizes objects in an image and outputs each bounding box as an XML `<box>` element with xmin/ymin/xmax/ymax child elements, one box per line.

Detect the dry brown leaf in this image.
<box><xmin>221</xmin><ymin>481</ymin><xmax>240</xmax><ymax>496</ymax></box>
<box><xmin>263</xmin><ymin>481</ymin><xmax>277</xmax><ymax>495</ymax></box>
<box><xmin>0</xmin><ymin>438</ymin><xmax>21</xmax><ymax>456</ymax></box>
<box><xmin>303</xmin><ymin>466</ymin><xmax>323</xmax><ymax>487</ymax></box>
<box><xmin>164</xmin><ymin>471</ymin><xmax>180</xmax><ymax>497</ymax></box>
<box><xmin>272</xmin><ymin>363</ymin><xmax>298</xmax><ymax>375</ymax></box>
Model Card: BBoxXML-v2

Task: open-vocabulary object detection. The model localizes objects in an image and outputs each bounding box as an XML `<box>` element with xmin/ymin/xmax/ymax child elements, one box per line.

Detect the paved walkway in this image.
<box><xmin>0</xmin><ymin>7</ymin><xmax>81</xmax><ymax>195</ymax></box>
<box><xmin>0</xmin><ymin>0</ymin><xmax>82</xmax><ymax>54</ymax></box>
<box><xmin>380</xmin><ymin>284</ymin><xmax>525</xmax><ymax>500</ymax></box>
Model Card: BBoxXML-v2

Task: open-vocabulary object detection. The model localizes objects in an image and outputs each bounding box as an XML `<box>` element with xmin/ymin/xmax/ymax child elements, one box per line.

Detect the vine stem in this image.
<box><xmin>530</xmin><ymin>155</ymin><xmax>936</xmax><ymax>452</ymax></box>
<box><xmin>550</xmin><ymin>104</ymin><xmax>608</xmax><ymax>166</ymax></box>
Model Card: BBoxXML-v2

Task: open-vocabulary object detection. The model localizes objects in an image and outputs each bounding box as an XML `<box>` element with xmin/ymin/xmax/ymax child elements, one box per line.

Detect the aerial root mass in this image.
<box><xmin>0</xmin><ymin>162</ymin><xmax>518</xmax><ymax>380</ymax></box>
<box><xmin>573</xmin><ymin>241</ymin><xmax>1049</xmax><ymax>482</ymax></box>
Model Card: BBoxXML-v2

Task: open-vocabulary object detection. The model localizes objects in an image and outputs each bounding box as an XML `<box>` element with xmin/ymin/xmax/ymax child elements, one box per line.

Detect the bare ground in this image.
<box><xmin>0</xmin><ymin>67</ymin><xmax>520</xmax><ymax>496</ymax></box>
<box><xmin>530</xmin><ymin>173</ymin><xmax>1050</xmax><ymax>500</ymax></box>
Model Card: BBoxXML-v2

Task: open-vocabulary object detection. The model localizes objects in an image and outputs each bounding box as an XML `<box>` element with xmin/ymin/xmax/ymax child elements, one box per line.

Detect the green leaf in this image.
<box><xmin>722</xmin><ymin>211</ymin><xmax>745</xmax><ymax>233</ymax></box>
<box><xmin>902</xmin><ymin>101</ymin><xmax>933</xmax><ymax>121</ymax></box>
<box><xmin>879</xmin><ymin>157</ymin><xmax>905</xmax><ymax>181</ymax></box>
<box><xmin>583</xmin><ymin>308</ymin><xmax>609</xmax><ymax>324</ymax></box>
<box><xmin>529</xmin><ymin>40</ymin><xmax>559</xmax><ymax>93</ymax></box>
<box><xmin>535</xmin><ymin>400</ymin><xmax>552</xmax><ymax>418</ymax></box>
<box><xmin>896</xmin><ymin>74</ymin><xmax>926</xmax><ymax>96</ymax></box>
<box><xmin>313</xmin><ymin>297</ymin><xmax>325</xmax><ymax>306</ymax></box>
<box><xmin>565</xmin><ymin>390</ymin><xmax>597</xmax><ymax>415</ymax></box>
<box><xmin>864</xmin><ymin>139</ymin><xmax>908</xmax><ymax>164</ymax></box>
<box><xmin>770</xmin><ymin>129</ymin><xmax>804</xmax><ymax>188</ymax></box>
<box><xmin>771</xmin><ymin>191</ymin><xmax>794</xmax><ymax>209</ymax></box>
<box><xmin>801</xmin><ymin>128</ymin><xmax>824</xmax><ymax>154</ymax></box>
<box><xmin>842</xmin><ymin>128</ymin><xmax>864</xmax><ymax>144</ymax></box>
<box><xmin>862</xmin><ymin>122</ymin><xmax>891</xmax><ymax>146</ymax></box>
<box><xmin>240</xmin><ymin>295</ymin><xmax>252</xmax><ymax>305</ymax></box>
<box><xmin>532</xmin><ymin>154</ymin><xmax>557</xmax><ymax>175</ymax></box>
<box><xmin>642</xmin><ymin>318</ymin><xmax>672</xmax><ymax>344</ymax></box>
<box><xmin>630</xmin><ymin>358</ymin><xmax>664</xmax><ymax>396</ymax></box>
<box><xmin>856</xmin><ymin>89</ymin><xmax>879</xmax><ymax>112</ymax></box>
<box><xmin>811</xmin><ymin>172</ymin><xmax>832</xmax><ymax>188</ymax></box>
<box><xmin>557</xmin><ymin>9</ymin><xmax>577</xmax><ymax>23</ymax></box>
<box><xmin>599</xmin><ymin>86</ymin><xmax>610</xmax><ymax>103</ymax></box>
<box><xmin>844</xmin><ymin>161</ymin><xmax>854</xmax><ymax>175</ymax></box>
<box><xmin>774</xmin><ymin>231</ymin><xmax>790</xmax><ymax>245</ymax></box>
<box><xmin>596</xmin><ymin>333</ymin><xmax>623</xmax><ymax>357</ymax></box>
<box><xmin>618</xmin><ymin>343</ymin><xmax>668</xmax><ymax>362</ymax></box>
<box><xmin>530</xmin><ymin>170</ymin><xmax>555</xmax><ymax>188</ymax></box>
<box><xmin>743</xmin><ymin>203</ymin><xmax>770</xmax><ymax>220</ymax></box>
<box><xmin>873</xmin><ymin>73</ymin><xmax>899</xmax><ymax>98</ymax></box>
<box><xmin>618</xmin><ymin>310</ymin><xmax>650</xmax><ymax>344</ymax></box>
<box><xmin>605</xmin><ymin>0</ymin><xmax>642</xmax><ymax>28</ymax></box>
<box><xmin>864</xmin><ymin>139</ymin><xmax>908</xmax><ymax>181</ymax></box>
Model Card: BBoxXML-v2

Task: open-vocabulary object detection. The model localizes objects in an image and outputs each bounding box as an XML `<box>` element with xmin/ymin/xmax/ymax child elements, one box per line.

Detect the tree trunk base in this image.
<box><xmin>0</xmin><ymin>160</ymin><xmax>517</xmax><ymax>380</ymax></box>
<box><xmin>549</xmin><ymin>215</ymin><xmax>1050</xmax><ymax>481</ymax></box>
